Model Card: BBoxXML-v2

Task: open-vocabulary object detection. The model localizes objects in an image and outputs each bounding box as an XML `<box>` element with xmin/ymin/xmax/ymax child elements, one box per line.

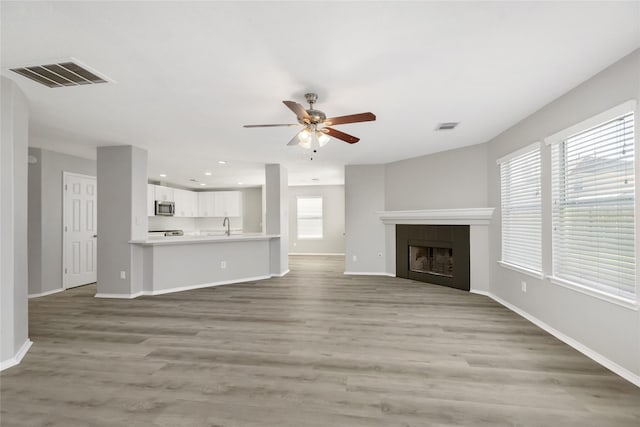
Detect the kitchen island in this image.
<box><xmin>123</xmin><ymin>233</ymin><xmax>283</xmax><ymax>297</ymax></box>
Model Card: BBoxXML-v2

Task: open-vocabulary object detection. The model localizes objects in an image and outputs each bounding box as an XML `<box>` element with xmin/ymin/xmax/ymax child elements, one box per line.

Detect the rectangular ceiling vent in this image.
<box><xmin>435</xmin><ymin>122</ymin><xmax>459</xmax><ymax>131</ymax></box>
<box><xmin>10</xmin><ymin>60</ymin><xmax>110</xmax><ymax>88</ymax></box>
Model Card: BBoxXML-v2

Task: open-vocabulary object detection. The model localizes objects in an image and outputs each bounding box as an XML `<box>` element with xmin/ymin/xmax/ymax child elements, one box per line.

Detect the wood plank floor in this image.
<box><xmin>2</xmin><ymin>255</ymin><xmax>639</xmax><ymax>426</ymax></box>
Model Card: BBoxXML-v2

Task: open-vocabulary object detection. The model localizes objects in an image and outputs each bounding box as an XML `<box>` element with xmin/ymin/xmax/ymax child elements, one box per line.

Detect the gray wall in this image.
<box><xmin>1</xmin><ymin>77</ymin><xmax>29</xmax><ymax>368</ymax></box>
<box><xmin>96</xmin><ymin>145</ymin><xmax>148</xmax><ymax>296</ymax></box>
<box><xmin>28</xmin><ymin>148</ymin><xmax>96</xmax><ymax>295</ymax></box>
<box><xmin>289</xmin><ymin>185</ymin><xmax>345</xmax><ymax>254</ymax></box>
<box><xmin>344</xmin><ymin>165</ymin><xmax>386</xmax><ymax>273</ymax></box>
<box><xmin>27</xmin><ymin>149</ymin><xmax>42</xmax><ymax>297</ymax></box>
<box><xmin>341</xmin><ymin>48</ymin><xmax>640</xmax><ymax>378</ymax></box>
<box><xmin>385</xmin><ymin>143</ymin><xmax>488</xmax><ymax>210</ymax></box>
<box><xmin>265</xmin><ymin>164</ymin><xmax>288</xmax><ymax>275</ymax></box>
<box><xmin>242</xmin><ymin>187</ymin><xmax>263</xmax><ymax>233</ymax></box>
<box><xmin>486</xmin><ymin>49</ymin><xmax>640</xmax><ymax>377</ymax></box>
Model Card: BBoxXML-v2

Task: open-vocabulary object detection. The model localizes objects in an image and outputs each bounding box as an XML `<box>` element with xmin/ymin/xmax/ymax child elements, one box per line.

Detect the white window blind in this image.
<box><xmin>551</xmin><ymin>111</ymin><xmax>636</xmax><ymax>301</ymax></box>
<box><xmin>297</xmin><ymin>197</ymin><xmax>323</xmax><ymax>239</ymax></box>
<box><xmin>499</xmin><ymin>145</ymin><xmax>542</xmax><ymax>272</ymax></box>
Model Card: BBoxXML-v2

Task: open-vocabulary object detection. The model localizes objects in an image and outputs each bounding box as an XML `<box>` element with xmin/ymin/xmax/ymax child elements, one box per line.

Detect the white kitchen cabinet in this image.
<box><xmin>147</xmin><ymin>184</ymin><xmax>156</xmax><ymax>216</ymax></box>
<box><xmin>185</xmin><ymin>191</ymin><xmax>198</xmax><ymax>217</ymax></box>
<box><xmin>197</xmin><ymin>191</ymin><xmax>242</xmax><ymax>217</ymax></box>
<box><xmin>174</xmin><ymin>188</ymin><xmax>199</xmax><ymax>217</ymax></box>
<box><xmin>214</xmin><ymin>191</ymin><xmax>242</xmax><ymax>217</ymax></box>
<box><xmin>197</xmin><ymin>192</ymin><xmax>216</xmax><ymax>217</ymax></box>
<box><xmin>155</xmin><ymin>185</ymin><xmax>174</xmax><ymax>202</ymax></box>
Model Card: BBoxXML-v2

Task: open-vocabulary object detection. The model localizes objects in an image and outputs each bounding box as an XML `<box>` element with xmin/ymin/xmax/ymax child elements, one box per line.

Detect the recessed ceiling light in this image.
<box><xmin>159</xmin><ymin>174</ymin><xmax>167</xmax><ymax>177</ymax></box>
<box><xmin>204</xmin><ymin>172</ymin><xmax>212</xmax><ymax>176</ymax></box>
<box><xmin>237</xmin><ymin>182</ymin><xmax>243</xmax><ymax>185</ymax></box>
<box><xmin>199</xmin><ymin>183</ymin><xmax>206</xmax><ymax>186</ymax></box>
<box><xmin>218</xmin><ymin>161</ymin><xmax>227</xmax><ymax>165</ymax></box>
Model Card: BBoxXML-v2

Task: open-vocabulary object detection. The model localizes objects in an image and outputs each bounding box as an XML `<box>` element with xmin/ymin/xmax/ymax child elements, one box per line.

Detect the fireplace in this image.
<box><xmin>409</xmin><ymin>245</ymin><xmax>454</xmax><ymax>277</ymax></box>
<box><xmin>396</xmin><ymin>225</ymin><xmax>470</xmax><ymax>291</ymax></box>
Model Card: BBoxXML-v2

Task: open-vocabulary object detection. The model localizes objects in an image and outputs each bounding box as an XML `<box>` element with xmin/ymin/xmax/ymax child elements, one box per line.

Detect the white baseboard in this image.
<box><xmin>270</xmin><ymin>269</ymin><xmax>290</xmax><ymax>278</ymax></box>
<box><xmin>143</xmin><ymin>275</ymin><xmax>272</xmax><ymax>296</ymax></box>
<box><xmin>289</xmin><ymin>253</ymin><xmax>345</xmax><ymax>256</ymax></box>
<box><xmin>94</xmin><ymin>274</ymin><xmax>281</xmax><ymax>299</ymax></box>
<box><xmin>95</xmin><ymin>291</ymin><xmax>144</xmax><ymax>299</ymax></box>
<box><xmin>469</xmin><ymin>289</ymin><xmax>491</xmax><ymax>297</ymax></box>
<box><xmin>0</xmin><ymin>339</ymin><xmax>33</xmax><ymax>372</ymax></box>
<box><xmin>344</xmin><ymin>271</ymin><xmax>396</xmax><ymax>277</ymax></box>
<box><xmin>28</xmin><ymin>288</ymin><xmax>64</xmax><ymax>299</ymax></box>
<box><xmin>483</xmin><ymin>292</ymin><xmax>640</xmax><ymax>388</ymax></box>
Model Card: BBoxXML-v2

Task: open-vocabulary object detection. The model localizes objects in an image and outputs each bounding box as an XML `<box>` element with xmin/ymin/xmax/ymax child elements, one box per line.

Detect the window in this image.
<box><xmin>297</xmin><ymin>197</ymin><xmax>323</xmax><ymax>239</ymax></box>
<box><xmin>550</xmin><ymin>110</ymin><xmax>635</xmax><ymax>302</ymax></box>
<box><xmin>498</xmin><ymin>143</ymin><xmax>542</xmax><ymax>274</ymax></box>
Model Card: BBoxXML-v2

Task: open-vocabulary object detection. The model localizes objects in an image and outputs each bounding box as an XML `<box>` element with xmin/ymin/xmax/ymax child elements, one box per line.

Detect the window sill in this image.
<box><xmin>498</xmin><ymin>261</ymin><xmax>544</xmax><ymax>279</ymax></box>
<box><xmin>548</xmin><ymin>276</ymin><xmax>638</xmax><ymax>311</ymax></box>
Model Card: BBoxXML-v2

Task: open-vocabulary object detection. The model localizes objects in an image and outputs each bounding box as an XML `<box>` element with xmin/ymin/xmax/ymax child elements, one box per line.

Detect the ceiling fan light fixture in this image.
<box><xmin>298</xmin><ymin>129</ymin><xmax>310</xmax><ymax>142</ymax></box>
<box><xmin>299</xmin><ymin>139</ymin><xmax>312</xmax><ymax>149</ymax></box>
<box><xmin>317</xmin><ymin>131</ymin><xmax>330</xmax><ymax>147</ymax></box>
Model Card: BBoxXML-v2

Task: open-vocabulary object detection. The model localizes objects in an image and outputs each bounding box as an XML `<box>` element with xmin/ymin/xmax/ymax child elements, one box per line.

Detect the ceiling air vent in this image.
<box><xmin>10</xmin><ymin>60</ymin><xmax>110</xmax><ymax>88</ymax></box>
<box><xmin>435</xmin><ymin>122</ymin><xmax>459</xmax><ymax>131</ymax></box>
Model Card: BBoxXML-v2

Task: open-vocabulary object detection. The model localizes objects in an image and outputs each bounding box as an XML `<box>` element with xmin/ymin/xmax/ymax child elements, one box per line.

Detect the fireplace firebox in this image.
<box><xmin>396</xmin><ymin>225</ymin><xmax>470</xmax><ymax>291</ymax></box>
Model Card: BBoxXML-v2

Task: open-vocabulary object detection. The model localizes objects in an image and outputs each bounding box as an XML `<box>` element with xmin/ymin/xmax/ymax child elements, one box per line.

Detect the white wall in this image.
<box><xmin>385</xmin><ymin>143</ymin><xmax>488</xmax><ymax>210</ymax></box>
<box><xmin>486</xmin><ymin>49</ymin><xmax>640</xmax><ymax>379</ymax></box>
<box><xmin>289</xmin><ymin>185</ymin><xmax>344</xmax><ymax>255</ymax></box>
<box><xmin>27</xmin><ymin>148</ymin><xmax>96</xmax><ymax>295</ymax></box>
<box><xmin>344</xmin><ymin>165</ymin><xmax>386</xmax><ymax>273</ymax></box>
<box><xmin>1</xmin><ymin>77</ymin><xmax>30</xmax><ymax>369</ymax></box>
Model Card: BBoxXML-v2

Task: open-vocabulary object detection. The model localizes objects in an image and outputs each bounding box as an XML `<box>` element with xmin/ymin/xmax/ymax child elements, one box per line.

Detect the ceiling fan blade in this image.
<box><xmin>323</xmin><ymin>112</ymin><xmax>376</xmax><ymax>126</ymax></box>
<box><xmin>283</xmin><ymin>100</ymin><xmax>310</xmax><ymax>121</ymax></box>
<box><xmin>323</xmin><ymin>127</ymin><xmax>360</xmax><ymax>144</ymax></box>
<box><xmin>243</xmin><ymin>124</ymin><xmax>299</xmax><ymax>128</ymax></box>
<box><xmin>287</xmin><ymin>132</ymin><xmax>301</xmax><ymax>146</ymax></box>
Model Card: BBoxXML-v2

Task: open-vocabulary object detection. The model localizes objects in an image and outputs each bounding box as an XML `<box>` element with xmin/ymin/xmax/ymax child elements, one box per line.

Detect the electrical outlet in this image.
<box><xmin>120</xmin><ymin>271</ymin><xmax>126</xmax><ymax>280</ymax></box>
<box><xmin>521</xmin><ymin>281</ymin><xmax>527</xmax><ymax>292</ymax></box>
<box><xmin>352</xmin><ymin>255</ymin><xmax>357</xmax><ymax>262</ymax></box>
<box><xmin>220</xmin><ymin>261</ymin><xmax>227</xmax><ymax>269</ymax></box>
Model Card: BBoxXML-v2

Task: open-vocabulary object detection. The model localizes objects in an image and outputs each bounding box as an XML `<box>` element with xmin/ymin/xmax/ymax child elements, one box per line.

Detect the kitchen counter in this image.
<box><xmin>123</xmin><ymin>233</ymin><xmax>285</xmax><ymax>297</ymax></box>
<box><xmin>130</xmin><ymin>233</ymin><xmax>279</xmax><ymax>246</ymax></box>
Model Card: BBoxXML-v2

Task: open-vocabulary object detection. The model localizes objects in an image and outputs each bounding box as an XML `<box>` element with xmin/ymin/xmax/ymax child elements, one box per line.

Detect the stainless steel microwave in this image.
<box><xmin>155</xmin><ymin>201</ymin><xmax>175</xmax><ymax>216</ymax></box>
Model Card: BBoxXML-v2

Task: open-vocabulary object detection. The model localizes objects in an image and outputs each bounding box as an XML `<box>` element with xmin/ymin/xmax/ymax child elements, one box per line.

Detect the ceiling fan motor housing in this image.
<box><xmin>302</xmin><ymin>93</ymin><xmax>326</xmax><ymax>124</ymax></box>
<box><xmin>305</xmin><ymin>109</ymin><xmax>326</xmax><ymax>124</ymax></box>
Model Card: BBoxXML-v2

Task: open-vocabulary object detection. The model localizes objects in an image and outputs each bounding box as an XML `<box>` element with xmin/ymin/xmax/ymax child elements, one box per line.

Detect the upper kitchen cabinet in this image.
<box><xmin>155</xmin><ymin>185</ymin><xmax>174</xmax><ymax>202</ymax></box>
<box><xmin>174</xmin><ymin>188</ymin><xmax>198</xmax><ymax>217</ymax></box>
<box><xmin>214</xmin><ymin>191</ymin><xmax>242</xmax><ymax>217</ymax></box>
<box><xmin>147</xmin><ymin>184</ymin><xmax>156</xmax><ymax>216</ymax></box>
<box><xmin>197</xmin><ymin>192</ymin><xmax>216</xmax><ymax>217</ymax></box>
<box><xmin>197</xmin><ymin>191</ymin><xmax>242</xmax><ymax>217</ymax></box>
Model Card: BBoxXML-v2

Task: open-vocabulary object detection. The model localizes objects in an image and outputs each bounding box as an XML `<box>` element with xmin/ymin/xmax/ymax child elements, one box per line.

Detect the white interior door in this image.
<box><xmin>63</xmin><ymin>172</ymin><xmax>97</xmax><ymax>288</ymax></box>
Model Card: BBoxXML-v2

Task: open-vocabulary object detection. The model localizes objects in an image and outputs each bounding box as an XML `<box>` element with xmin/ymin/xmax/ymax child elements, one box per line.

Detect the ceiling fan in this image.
<box><xmin>243</xmin><ymin>93</ymin><xmax>376</xmax><ymax>149</ymax></box>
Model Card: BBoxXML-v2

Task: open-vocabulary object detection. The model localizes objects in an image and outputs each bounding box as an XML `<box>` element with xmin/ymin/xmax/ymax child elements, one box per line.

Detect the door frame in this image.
<box><xmin>62</xmin><ymin>171</ymin><xmax>97</xmax><ymax>289</ymax></box>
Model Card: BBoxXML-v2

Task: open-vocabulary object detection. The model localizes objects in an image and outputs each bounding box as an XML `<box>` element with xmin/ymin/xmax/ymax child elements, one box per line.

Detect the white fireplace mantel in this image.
<box><xmin>378</xmin><ymin>208</ymin><xmax>495</xmax><ymax>225</ymax></box>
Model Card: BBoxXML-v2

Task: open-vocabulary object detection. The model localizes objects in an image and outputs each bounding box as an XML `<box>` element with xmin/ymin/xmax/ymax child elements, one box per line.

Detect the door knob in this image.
<box><xmin>93</xmin><ymin>234</ymin><xmax>97</xmax><ymax>238</ymax></box>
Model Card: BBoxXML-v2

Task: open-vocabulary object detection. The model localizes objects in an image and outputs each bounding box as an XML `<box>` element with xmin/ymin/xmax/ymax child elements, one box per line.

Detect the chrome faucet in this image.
<box><xmin>223</xmin><ymin>217</ymin><xmax>230</xmax><ymax>236</ymax></box>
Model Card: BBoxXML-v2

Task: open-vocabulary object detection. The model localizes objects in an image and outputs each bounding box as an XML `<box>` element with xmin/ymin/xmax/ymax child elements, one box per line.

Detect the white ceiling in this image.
<box><xmin>2</xmin><ymin>1</ymin><xmax>639</xmax><ymax>188</ymax></box>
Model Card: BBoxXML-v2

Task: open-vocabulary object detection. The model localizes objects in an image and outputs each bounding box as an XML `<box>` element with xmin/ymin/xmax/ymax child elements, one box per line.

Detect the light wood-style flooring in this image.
<box><xmin>2</xmin><ymin>255</ymin><xmax>639</xmax><ymax>426</ymax></box>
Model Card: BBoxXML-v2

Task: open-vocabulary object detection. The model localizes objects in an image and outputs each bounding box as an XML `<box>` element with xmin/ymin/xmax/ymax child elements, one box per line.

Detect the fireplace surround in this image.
<box><xmin>378</xmin><ymin>208</ymin><xmax>494</xmax><ymax>293</ymax></box>
<box><xmin>396</xmin><ymin>224</ymin><xmax>470</xmax><ymax>291</ymax></box>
